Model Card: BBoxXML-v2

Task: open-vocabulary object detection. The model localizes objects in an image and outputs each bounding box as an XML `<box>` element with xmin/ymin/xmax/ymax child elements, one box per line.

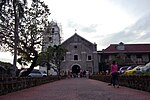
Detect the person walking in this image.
<box><xmin>111</xmin><ymin>61</ymin><xmax>119</xmax><ymax>88</ymax></box>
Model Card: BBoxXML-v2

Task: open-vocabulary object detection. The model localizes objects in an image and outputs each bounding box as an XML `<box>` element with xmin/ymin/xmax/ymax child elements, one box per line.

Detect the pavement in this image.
<box><xmin>0</xmin><ymin>78</ymin><xmax>150</xmax><ymax>100</ymax></box>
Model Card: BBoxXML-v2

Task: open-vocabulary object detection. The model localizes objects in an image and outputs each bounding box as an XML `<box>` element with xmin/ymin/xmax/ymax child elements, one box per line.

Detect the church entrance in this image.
<box><xmin>72</xmin><ymin>65</ymin><xmax>80</xmax><ymax>77</ymax></box>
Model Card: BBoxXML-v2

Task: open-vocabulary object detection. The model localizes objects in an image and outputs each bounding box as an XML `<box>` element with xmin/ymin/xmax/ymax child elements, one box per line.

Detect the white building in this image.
<box><xmin>40</xmin><ymin>21</ymin><xmax>61</xmax><ymax>75</ymax></box>
<box><xmin>42</xmin><ymin>20</ymin><xmax>61</xmax><ymax>52</ymax></box>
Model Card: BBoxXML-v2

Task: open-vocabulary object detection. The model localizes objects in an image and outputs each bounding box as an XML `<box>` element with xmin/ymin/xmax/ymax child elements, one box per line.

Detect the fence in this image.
<box><xmin>90</xmin><ymin>75</ymin><xmax>150</xmax><ymax>92</ymax></box>
<box><xmin>0</xmin><ymin>76</ymin><xmax>65</xmax><ymax>96</ymax></box>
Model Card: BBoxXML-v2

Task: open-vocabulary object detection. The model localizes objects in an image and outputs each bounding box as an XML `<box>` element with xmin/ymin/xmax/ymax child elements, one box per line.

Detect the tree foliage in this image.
<box><xmin>0</xmin><ymin>61</ymin><xmax>13</xmax><ymax>69</ymax></box>
<box><xmin>37</xmin><ymin>45</ymin><xmax>67</xmax><ymax>75</ymax></box>
<box><xmin>107</xmin><ymin>53</ymin><xmax>127</xmax><ymax>67</ymax></box>
<box><xmin>0</xmin><ymin>0</ymin><xmax>27</xmax><ymax>21</ymax></box>
<box><xmin>0</xmin><ymin>0</ymin><xmax>51</xmax><ymax>76</ymax></box>
<box><xmin>0</xmin><ymin>0</ymin><xmax>28</xmax><ymax>51</ymax></box>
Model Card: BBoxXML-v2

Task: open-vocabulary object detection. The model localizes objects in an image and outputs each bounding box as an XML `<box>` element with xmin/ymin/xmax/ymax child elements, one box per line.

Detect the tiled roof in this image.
<box><xmin>103</xmin><ymin>44</ymin><xmax>150</xmax><ymax>53</ymax></box>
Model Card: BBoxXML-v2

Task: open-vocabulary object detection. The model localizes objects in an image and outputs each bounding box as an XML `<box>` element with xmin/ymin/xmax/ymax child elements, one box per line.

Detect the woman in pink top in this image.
<box><xmin>111</xmin><ymin>61</ymin><xmax>119</xmax><ymax>88</ymax></box>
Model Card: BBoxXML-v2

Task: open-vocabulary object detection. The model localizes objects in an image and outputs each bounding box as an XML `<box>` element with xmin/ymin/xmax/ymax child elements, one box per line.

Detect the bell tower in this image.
<box><xmin>42</xmin><ymin>20</ymin><xmax>61</xmax><ymax>52</ymax></box>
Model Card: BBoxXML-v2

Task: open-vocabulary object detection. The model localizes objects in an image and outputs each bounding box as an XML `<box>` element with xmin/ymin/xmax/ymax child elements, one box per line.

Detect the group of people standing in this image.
<box><xmin>66</xmin><ymin>70</ymin><xmax>89</xmax><ymax>78</ymax></box>
<box><xmin>61</xmin><ymin>61</ymin><xmax>119</xmax><ymax>88</ymax></box>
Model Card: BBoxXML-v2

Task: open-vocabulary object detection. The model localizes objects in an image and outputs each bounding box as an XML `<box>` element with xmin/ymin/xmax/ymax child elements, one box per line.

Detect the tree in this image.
<box><xmin>0</xmin><ymin>61</ymin><xmax>13</xmax><ymax>76</ymax></box>
<box><xmin>37</xmin><ymin>46</ymin><xmax>54</xmax><ymax>75</ymax></box>
<box><xmin>0</xmin><ymin>0</ymin><xmax>51</xmax><ymax>77</ymax></box>
<box><xmin>51</xmin><ymin>45</ymin><xmax>67</xmax><ymax>76</ymax></box>
<box><xmin>116</xmin><ymin>53</ymin><xmax>126</xmax><ymax>66</ymax></box>
<box><xmin>37</xmin><ymin>45</ymin><xmax>67</xmax><ymax>76</ymax></box>
<box><xmin>0</xmin><ymin>0</ymin><xmax>27</xmax><ymax>76</ymax></box>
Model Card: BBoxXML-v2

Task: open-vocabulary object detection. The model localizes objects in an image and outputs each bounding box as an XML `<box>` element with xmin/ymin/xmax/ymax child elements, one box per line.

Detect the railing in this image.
<box><xmin>0</xmin><ymin>76</ymin><xmax>65</xmax><ymax>96</ymax></box>
<box><xmin>90</xmin><ymin>75</ymin><xmax>150</xmax><ymax>92</ymax></box>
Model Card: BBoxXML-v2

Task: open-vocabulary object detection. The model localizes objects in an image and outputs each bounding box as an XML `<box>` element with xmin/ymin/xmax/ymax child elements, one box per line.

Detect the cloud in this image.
<box><xmin>137</xmin><ymin>32</ymin><xmax>150</xmax><ymax>42</ymax></box>
<box><xmin>67</xmin><ymin>20</ymin><xmax>78</xmax><ymax>28</ymax></box>
<box><xmin>111</xmin><ymin>0</ymin><xmax>150</xmax><ymax>18</ymax></box>
<box><xmin>80</xmin><ymin>24</ymin><xmax>98</xmax><ymax>33</ymax></box>
<box><xmin>99</xmin><ymin>12</ymin><xmax>150</xmax><ymax>47</ymax></box>
<box><xmin>67</xmin><ymin>20</ymin><xmax>98</xmax><ymax>33</ymax></box>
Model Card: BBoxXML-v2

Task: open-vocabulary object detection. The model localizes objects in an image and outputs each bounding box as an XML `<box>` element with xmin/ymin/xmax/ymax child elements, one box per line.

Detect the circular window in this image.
<box><xmin>74</xmin><ymin>45</ymin><xmax>77</xmax><ymax>49</ymax></box>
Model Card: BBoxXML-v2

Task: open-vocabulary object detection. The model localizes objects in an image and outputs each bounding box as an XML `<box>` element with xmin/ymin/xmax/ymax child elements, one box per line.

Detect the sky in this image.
<box><xmin>44</xmin><ymin>0</ymin><xmax>150</xmax><ymax>50</ymax></box>
<box><xmin>1</xmin><ymin>0</ymin><xmax>150</xmax><ymax>64</ymax></box>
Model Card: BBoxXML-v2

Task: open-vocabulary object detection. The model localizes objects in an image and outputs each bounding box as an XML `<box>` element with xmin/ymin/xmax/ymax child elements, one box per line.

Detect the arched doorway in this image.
<box><xmin>72</xmin><ymin>65</ymin><xmax>80</xmax><ymax>75</ymax></box>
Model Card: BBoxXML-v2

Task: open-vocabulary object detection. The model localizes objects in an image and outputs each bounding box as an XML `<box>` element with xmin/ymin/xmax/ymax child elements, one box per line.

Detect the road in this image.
<box><xmin>0</xmin><ymin>78</ymin><xmax>150</xmax><ymax>100</ymax></box>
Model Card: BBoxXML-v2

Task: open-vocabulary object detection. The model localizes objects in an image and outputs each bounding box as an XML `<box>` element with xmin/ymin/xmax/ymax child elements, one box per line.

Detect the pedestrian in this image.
<box><xmin>86</xmin><ymin>70</ymin><xmax>89</xmax><ymax>78</ymax></box>
<box><xmin>111</xmin><ymin>61</ymin><xmax>119</xmax><ymax>88</ymax></box>
<box><xmin>83</xmin><ymin>70</ymin><xmax>86</xmax><ymax>77</ymax></box>
<box><xmin>68</xmin><ymin>70</ymin><xmax>71</xmax><ymax>78</ymax></box>
<box><xmin>80</xmin><ymin>70</ymin><xmax>83</xmax><ymax>78</ymax></box>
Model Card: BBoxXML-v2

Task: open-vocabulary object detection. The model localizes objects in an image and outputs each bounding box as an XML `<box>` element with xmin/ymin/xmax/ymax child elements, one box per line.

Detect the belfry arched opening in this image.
<box><xmin>72</xmin><ymin>65</ymin><xmax>80</xmax><ymax>75</ymax></box>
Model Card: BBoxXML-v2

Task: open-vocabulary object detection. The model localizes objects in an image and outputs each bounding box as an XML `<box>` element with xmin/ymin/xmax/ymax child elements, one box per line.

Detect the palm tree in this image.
<box><xmin>0</xmin><ymin>0</ymin><xmax>27</xmax><ymax>77</ymax></box>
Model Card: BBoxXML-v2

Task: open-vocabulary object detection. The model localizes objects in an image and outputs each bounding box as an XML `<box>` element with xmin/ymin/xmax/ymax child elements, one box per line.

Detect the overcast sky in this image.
<box><xmin>44</xmin><ymin>0</ymin><xmax>150</xmax><ymax>50</ymax></box>
<box><xmin>1</xmin><ymin>0</ymin><xmax>150</xmax><ymax>64</ymax></box>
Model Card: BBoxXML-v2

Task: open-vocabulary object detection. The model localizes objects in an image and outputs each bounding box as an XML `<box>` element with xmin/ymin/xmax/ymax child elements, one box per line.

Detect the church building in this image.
<box><xmin>61</xmin><ymin>33</ymin><xmax>99</xmax><ymax>75</ymax></box>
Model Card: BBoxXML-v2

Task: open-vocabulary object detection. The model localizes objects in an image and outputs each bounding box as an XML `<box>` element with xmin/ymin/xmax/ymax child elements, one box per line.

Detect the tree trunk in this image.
<box><xmin>19</xmin><ymin>51</ymin><xmax>38</xmax><ymax>77</ymax></box>
<box><xmin>12</xmin><ymin>2</ymin><xmax>19</xmax><ymax>77</ymax></box>
<box><xmin>26</xmin><ymin>51</ymin><xmax>38</xmax><ymax>75</ymax></box>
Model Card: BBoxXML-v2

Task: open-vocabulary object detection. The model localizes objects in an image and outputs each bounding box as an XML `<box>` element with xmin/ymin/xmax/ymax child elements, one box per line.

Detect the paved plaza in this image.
<box><xmin>0</xmin><ymin>78</ymin><xmax>150</xmax><ymax>100</ymax></box>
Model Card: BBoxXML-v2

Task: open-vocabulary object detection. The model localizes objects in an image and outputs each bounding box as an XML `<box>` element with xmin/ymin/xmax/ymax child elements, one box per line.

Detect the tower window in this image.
<box><xmin>52</xmin><ymin>28</ymin><xmax>55</xmax><ymax>33</ymax></box>
<box><xmin>49</xmin><ymin>37</ymin><xmax>52</xmax><ymax>41</ymax></box>
<box><xmin>74</xmin><ymin>55</ymin><xmax>78</xmax><ymax>60</ymax></box>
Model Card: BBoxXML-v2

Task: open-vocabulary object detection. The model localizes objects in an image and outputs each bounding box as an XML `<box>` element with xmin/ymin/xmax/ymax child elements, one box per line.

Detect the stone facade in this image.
<box><xmin>41</xmin><ymin>21</ymin><xmax>61</xmax><ymax>74</ymax></box>
<box><xmin>61</xmin><ymin>33</ymin><xmax>99</xmax><ymax>75</ymax></box>
<box><xmin>42</xmin><ymin>20</ymin><xmax>61</xmax><ymax>52</ymax></box>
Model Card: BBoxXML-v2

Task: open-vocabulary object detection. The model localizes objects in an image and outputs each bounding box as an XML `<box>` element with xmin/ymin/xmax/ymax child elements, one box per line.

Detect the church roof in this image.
<box><xmin>61</xmin><ymin>33</ymin><xmax>97</xmax><ymax>51</ymax></box>
<box><xmin>61</xmin><ymin>33</ymin><xmax>94</xmax><ymax>46</ymax></box>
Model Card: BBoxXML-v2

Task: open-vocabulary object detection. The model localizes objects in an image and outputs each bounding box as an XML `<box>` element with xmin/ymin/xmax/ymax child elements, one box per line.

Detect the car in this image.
<box><xmin>140</xmin><ymin>62</ymin><xmax>150</xmax><ymax>73</ymax></box>
<box><xmin>124</xmin><ymin>65</ymin><xmax>144</xmax><ymax>75</ymax></box>
<box><xmin>28</xmin><ymin>69</ymin><xmax>47</xmax><ymax>77</ymax></box>
<box><xmin>127</xmin><ymin>65</ymin><xmax>136</xmax><ymax>70</ymax></box>
<box><xmin>119</xmin><ymin>66</ymin><xmax>130</xmax><ymax>74</ymax></box>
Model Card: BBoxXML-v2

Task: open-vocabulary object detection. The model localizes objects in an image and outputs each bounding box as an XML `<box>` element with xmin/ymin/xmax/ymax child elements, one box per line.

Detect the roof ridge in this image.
<box><xmin>62</xmin><ymin>33</ymin><xmax>95</xmax><ymax>45</ymax></box>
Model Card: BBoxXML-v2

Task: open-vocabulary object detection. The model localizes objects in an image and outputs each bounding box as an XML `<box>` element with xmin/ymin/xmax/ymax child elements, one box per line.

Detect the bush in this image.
<box><xmin>90</xmin><ymin>75</ymin><xmax>150</xmax><ymax>92</ymax></box>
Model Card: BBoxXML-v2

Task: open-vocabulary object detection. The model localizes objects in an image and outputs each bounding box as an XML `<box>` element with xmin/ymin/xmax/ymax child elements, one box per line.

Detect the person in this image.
<box><xmin>111</xmin><ymin>61</ymin><xmax>119</xmax><ymax>88</ymax></box>
<box><xmin>83</xmin><ymin>70</ymin><xmax>86</xmax><ymax>77</ymax></box>
<box><xmin>86</xmin><ymin>70</ymin><xmax>89</xmax><ymax>78</ymax></box>
<box><xmin>68</xmin><ymin>70</ymin><xmax>71</xmax><ymax>78</ymax></box>
<box><xmin>80</xmin><ymin>70</ymin><xmax>83</xmax><ymax>78</ymax></box>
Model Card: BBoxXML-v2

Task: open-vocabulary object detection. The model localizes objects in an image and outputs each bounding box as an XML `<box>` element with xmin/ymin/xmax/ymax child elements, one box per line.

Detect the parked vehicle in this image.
<box><xmin>119</xmin><ymin>66</ymin><xmax>130</xmax><ymax>74</ymax></box>
<box><xmin>124</xmin><ymin>65</ymin><xmax>144</xmax><ymax>75</ymax></box>
<box><xmin>127</xmin><ymin>65</ymin><xmax>137</xmax><ymax>70</ymax></box>
<box><xmin>140</xmin><ymin>62</ymin><xmax>150</xmax><ymax>73</ymax></box>
<box><xmin>28</xmin><ymin>69</ymin><xmax>47</xmax><ymax>77</ymax></box>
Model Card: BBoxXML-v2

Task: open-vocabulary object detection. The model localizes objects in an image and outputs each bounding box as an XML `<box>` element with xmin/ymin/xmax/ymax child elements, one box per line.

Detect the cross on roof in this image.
<box><xmin>75</xmin><ymin>29</ymin><xmax>77</xmax><ymax>33</ymax></box>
